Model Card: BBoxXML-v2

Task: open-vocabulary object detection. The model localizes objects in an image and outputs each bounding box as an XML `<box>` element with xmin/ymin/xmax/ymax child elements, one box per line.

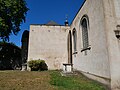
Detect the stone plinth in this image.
<box><xmin>21</xmin><ymin>63</ymin><xmax>27</xmax><ymax>71</ymax></box>
<box><xmin>63</xmin><ymin>63</ymin><xmax>73</xmax><ymax>73</ymax></box>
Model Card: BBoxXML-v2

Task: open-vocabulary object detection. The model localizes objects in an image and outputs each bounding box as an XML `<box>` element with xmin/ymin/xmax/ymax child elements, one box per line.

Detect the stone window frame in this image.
<box><xmin>72</xmin><ymin>28</ymin><xmax>77</xmax><ymax>55</ymax></box>
<box><xmin>80</xmin><ymin>15</ymin><xmax>91</xmax><ymax>55</ymax></box>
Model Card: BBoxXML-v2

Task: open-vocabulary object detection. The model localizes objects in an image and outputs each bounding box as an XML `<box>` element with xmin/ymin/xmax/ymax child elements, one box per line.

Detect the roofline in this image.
<box><xmin>70</xmin><ymin>0</ymin><xmax>86</xmax><ymax>25</ymax></box>
<box><xmin>30</xmin><ymin>24</ymin><xmax>70</xmax><ymax>27</ymax></box>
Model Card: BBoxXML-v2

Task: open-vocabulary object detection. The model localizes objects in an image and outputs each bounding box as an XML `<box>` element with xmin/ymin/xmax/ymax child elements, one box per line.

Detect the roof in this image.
<box><xmin>46</xmin><ymin>20</ymin><xmax>60</xmax><ymax>26</ymax></box>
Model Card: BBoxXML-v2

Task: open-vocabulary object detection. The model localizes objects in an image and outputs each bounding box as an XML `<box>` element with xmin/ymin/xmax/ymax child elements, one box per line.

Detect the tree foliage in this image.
<box><xmin>0</xmin><ymin>41</ymin><xmax>22</xmax><ymax>70</ymax></box>
<box><xmin>0</xmin><ymin>0</ymin><xmax>28</xmax><ymax>41</ymax></box>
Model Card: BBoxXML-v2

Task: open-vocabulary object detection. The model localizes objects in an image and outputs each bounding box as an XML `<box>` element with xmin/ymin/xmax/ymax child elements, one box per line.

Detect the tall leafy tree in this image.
<box><xmin>0</xmin><ymin>0</ymin><xmax>28</xmax><ymax>41</ymax></box>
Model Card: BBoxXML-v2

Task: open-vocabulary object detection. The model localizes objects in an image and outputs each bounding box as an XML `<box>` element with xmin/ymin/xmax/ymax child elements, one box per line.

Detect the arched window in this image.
<box><xmin>81</xmin><ymin>15</ymin><xmax>91</xmax><ymax>53</ymax></box>
<box><xmin>73</xmin><ymin>28</ymin><xmax>77</xmax><ymax>54</ymax></box>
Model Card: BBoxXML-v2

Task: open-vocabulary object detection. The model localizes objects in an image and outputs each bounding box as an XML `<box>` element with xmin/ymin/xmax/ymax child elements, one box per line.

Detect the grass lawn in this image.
<box><xmin>0</xmin><ymin>70</ymin><xmax>108</xmax><ymax>90</ymax></box>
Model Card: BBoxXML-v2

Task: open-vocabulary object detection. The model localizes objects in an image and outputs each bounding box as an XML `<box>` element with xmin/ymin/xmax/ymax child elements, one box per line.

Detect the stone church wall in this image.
<box><xmin>114</xmin><ymin>0</ymin><xmax>120</xmax><ymax>18</ymax></box>
<box><xmin>71</xmin><ymin>0</ymin><xmax>110</xmax><ymax>85</ymax></box>
<box><xmin>103</xmin><ymin>0</ymin><xmax>120</xmax><ymax>89</ymax></box>
<box><xmin>28</xmin><ymin>25</ymin><xmax>70</xmax><ymax>70</ymax></box>
<box><xmin>70</xmin><ymin>0</ymin><xmax>120</xmax><ymax>89</ymax></box>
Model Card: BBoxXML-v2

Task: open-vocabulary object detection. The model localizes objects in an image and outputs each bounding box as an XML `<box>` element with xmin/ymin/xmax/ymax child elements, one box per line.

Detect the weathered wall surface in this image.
<box><xmin>71</xmin><ymin>0</ymin><xmax>110</xmax><ymax>85</ymax></box>
<box><xmin>103</xmin><ymin>0</ymin><xmax>120</xmax><ymax>89</ymax></box>
<box><xmin>28</xmin><ymin>25</ymin><xmax>69</xmax><ymax>70</ymax></box>
<box><xmin>114</xmin><ymin>0</ymin><xmax>120</xmax><ymax>19</ymax></box>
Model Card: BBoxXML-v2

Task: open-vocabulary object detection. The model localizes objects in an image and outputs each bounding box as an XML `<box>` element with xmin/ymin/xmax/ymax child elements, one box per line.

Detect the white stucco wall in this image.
<box><xmin>71</xmin><ymin>0</ymin><xmax>110</xmax><ymax>85</ymax></box>
<box><xmin>114</xmin><ymin>0</ymin><xmax>120</xmax><ymax>18</ymax></box>
<box><xmin>103</xmin><ymin>0</ymin><xmax>120</xmax><ymax>89</ymax></box>
<box><xmin>28</xmin><ymin>25</ymin><xmax>70</xmax><ymax>70</ymax></box>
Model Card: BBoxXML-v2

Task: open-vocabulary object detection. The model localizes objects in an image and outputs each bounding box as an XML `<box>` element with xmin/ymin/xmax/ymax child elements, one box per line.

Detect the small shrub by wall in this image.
<box><xmin>28</xmin><ymin>60</ymin><xmax>48</xmax><ymax>71</ymax></box>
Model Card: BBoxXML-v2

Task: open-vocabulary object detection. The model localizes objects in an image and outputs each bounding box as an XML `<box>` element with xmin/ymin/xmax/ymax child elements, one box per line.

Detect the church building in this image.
<box><xmin>26</xmin><ymin>0</ymin><xmax>120</xmax><ymax>89</ymax></box>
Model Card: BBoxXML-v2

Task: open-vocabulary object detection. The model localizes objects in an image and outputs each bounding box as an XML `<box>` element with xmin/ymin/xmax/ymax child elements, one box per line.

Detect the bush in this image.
<box><xmin>28</xmin><ymin>60</ymin><xmax>48</xmax><ymax>71</ymax></box>
<box><xmin>40</xmin><ymin>60</ymin><xmax>48</xmax><ymax>71</ymax></box>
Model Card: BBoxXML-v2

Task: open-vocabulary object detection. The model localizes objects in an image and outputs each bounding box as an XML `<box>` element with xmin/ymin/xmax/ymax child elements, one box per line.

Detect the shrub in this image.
<box><xmin>28</xmin><ymin>60</ymin><xmax>48</xmax><ymax>71</ymax></box>
<box><xmin>40</xmin><ymin>60</ymin><xmax>48</xmax><ymax>71</ymax></box>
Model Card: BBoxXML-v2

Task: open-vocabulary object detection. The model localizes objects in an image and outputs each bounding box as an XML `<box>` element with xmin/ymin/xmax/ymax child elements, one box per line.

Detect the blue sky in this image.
<box><xmin>9</xmin><ymin>0</ymin><xmax>84</xmax><ymax>47</ymax></box>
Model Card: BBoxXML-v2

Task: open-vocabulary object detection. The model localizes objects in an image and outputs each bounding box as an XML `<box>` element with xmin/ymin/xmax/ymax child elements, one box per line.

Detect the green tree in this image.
<box><xmin>0</xmin><ymin>0</ymin><xmax>28</xmax><ymax>41</ymax></box>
